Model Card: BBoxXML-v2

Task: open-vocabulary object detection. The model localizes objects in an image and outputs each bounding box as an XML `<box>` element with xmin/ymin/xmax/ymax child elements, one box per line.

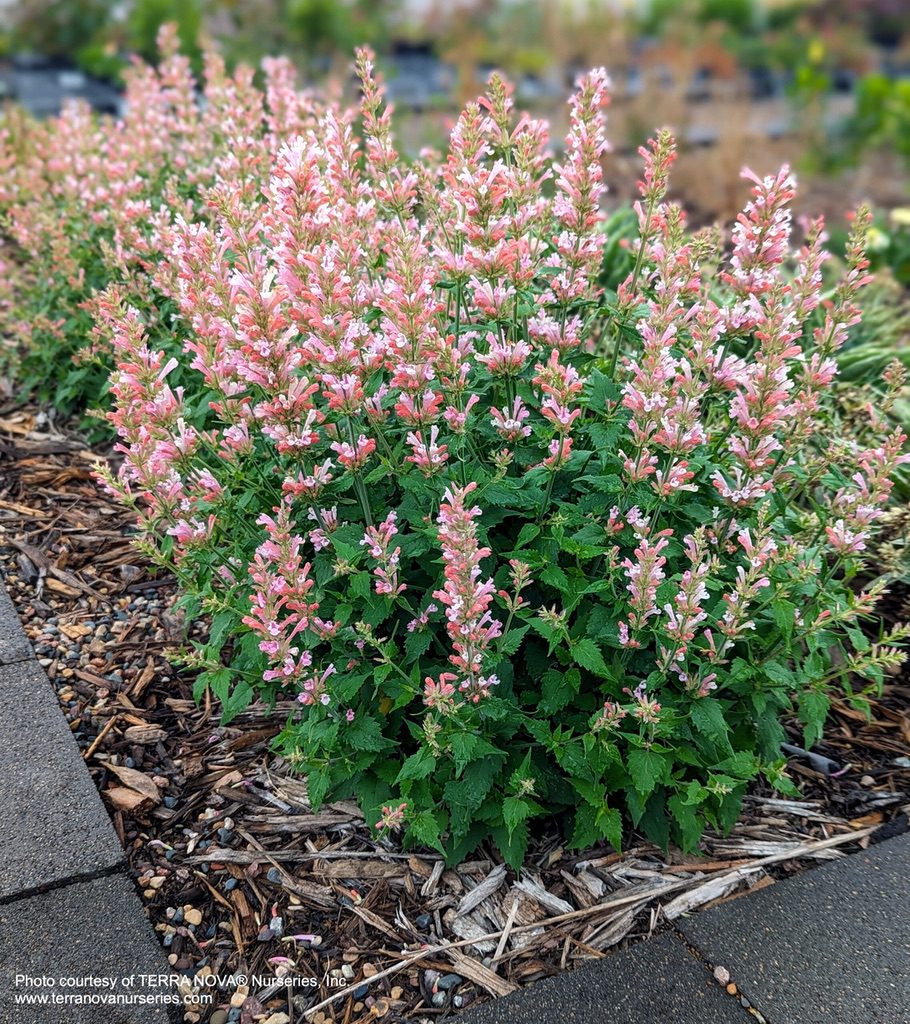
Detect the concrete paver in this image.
<box><xmin>0</xmin><ymin>660</ymin><xmax>124</xmax><ymax>899</ymax></box>
<box><xmin>0</xmin><ymin>587</ymin><xmax>32</xmax><ymax>666</ymax></box>
<box><xmin>0</xmin><ymin>873</ymin><xmax>176</xmax><ymax>1023</ymax></box>
<box><xmin>678</xmin><ymin>833</ymin><xmax>910</xmax><ymax>1024</ymax></box>
<box><xmin>462</xmin><ymin>932</ymin><xmax>749</xmax><ymax>1024</ymax></box>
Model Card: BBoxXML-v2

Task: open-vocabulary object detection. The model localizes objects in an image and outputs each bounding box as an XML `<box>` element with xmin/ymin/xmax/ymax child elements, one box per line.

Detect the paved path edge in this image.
<box><xmin>0</xmin><ymin>576</ymin><xmax>177</xmax><ymax>1023</ymax></box>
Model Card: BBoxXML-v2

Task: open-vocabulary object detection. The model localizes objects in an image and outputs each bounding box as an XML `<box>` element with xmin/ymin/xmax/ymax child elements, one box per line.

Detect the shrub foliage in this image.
<box><xmin>3</xmin><ymin>35</ymin><xmax>908</xmax><ymax>864</ymax></box>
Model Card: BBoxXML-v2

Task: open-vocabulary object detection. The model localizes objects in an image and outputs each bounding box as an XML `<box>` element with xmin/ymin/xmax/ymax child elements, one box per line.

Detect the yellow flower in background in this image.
<box><xmin>808</xmin><ymin>38</ymin><xmax>825</xmax><ymax>65</ymax></box>
<box><xmin>866</xmin><ymin>226</ymin><xmax>890</xmax><ymax>252</ymax></box>
<box><xmin>890</xmin><ymin>207</ymin><xmax>910</xmax><ymax>228</ymax></box>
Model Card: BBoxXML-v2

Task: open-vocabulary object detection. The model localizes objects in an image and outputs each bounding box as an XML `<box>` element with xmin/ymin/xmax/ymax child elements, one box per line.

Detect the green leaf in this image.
<box><xmin>404</xmin><ymin>628</ymin><xmax>433</xmax><ymax>662</ymax></box>
<box><xmin>596</xmin><ymin>805</ymin><xmax>623</xmax><ymax>851</ymax></box>
<box><xmin>208</xmin><ymin>609</ymin><xmax>237</xmax><ymax>654</ymax></box>
<box><xmin>712</xmin><ymin>750</ymin><xmax>759</xmax><ymax>780</ymax></box>
<box><xmin>221</xmin><ymin>681</ymin><xmax>253</xmax><ymax>724</ymax></box>
<box><xmin>771</xmin><ymin>599</ymin><xmax>797</xmax><ymax>640</ymax></box>
<box><xmin>499</xmin><ymin>624</ymin><xmax>530</xmax><ymax>656</ymax></box>
<box><xmin>571</xmin><ymin>637</ymin><xmax>611</xmax><ymax>678</ymax></box>
<box><xmin>514</xmin><ymin>523</ymin><xmax>541</xmax><ymax>549</ymax></box>
<box><xmin>570</xmin><ymin>804</ymin><xmax>600</xmax><ymax>849</ymax></box>
<box><xmin>492</xmin><ymin>820</ymin><xmax>529</xmax><ymax>868</ymax></box>
<box><xmin>627</xmin><ymin>747</ymin><xmax>665</xmax><ymax>797</ymax></box>
<box><xmin>756</xmin><ymin>708</ymin><xmax>787</xmax><ymax>759</ymax></box>
<box><xmin>306</xmin><ymin>767</ymin><xmax>331</xmax><ymax>810</ymax></box>
<box><xmin>690</xmin><ymin>698</ymin><xmax>731</xmax><ymax>752</ymax></box>
<box><xmin>395</xmin><ymin>748</ymin><xmax>437</xmax><ymax>784</ymax></box>
<box><xmin>540</xmin><ymin>564</ymin><xmax>569</xmax><ymax>591</ymax></box>
<box><xmin>764</xmin><ymin>661</ymin><xmax>795</xmax><ymax>687</ymax></box>
<box><xmin>348</xmin><ymin>571</ymin><xmax>373</xmax><ymax>601</ymax></box>
<box><xmin>669</xmin><ymin>794</ymin><xmax>704</xmax><ymax>853</ymax></box>
<box><xmin>799</xmin><ymin>690</ymin><xmax>831</xmax><ymax>749</ymax></box>
<box><xmin>503</xmin><ymin>796</ymin><xmax>532</xmax><ymax>836</ymax></box>
<box><xmin>409</xmin><ymin>811</ymin><xmax>444</xmax><ymax>853</ymax></box>
<box><xmin>540</xmin><ymin>667</ymin><xmax>581</xmax><ymax>714</ymax></box>
<box><xmin>347</xmin><ymin>715</ymin><xmax>385</xmax><ymax>752</ymax></box>
<box><xmin>845</xmin><ymin>625</ymin><xmax>871</xmax><ymax>653</ymax></box>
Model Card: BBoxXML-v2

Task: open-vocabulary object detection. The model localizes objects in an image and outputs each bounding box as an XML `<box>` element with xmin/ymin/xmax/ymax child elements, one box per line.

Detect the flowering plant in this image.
<box><xmin>84</xmin><ymin>53</ymin><xmax>909</xmax><ymax>864</ymax></box>
<box><xmin>0</xmin><ymin>26</ymin><xmax>312</xmax><ymax>412</ymax></box>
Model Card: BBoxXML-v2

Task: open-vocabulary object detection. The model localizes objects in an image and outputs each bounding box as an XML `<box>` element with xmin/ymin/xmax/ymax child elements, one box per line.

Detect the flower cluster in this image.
<box><xmin>5</xmin><ymin>35</ymin><xmax>906</xmax><ymax>864</ymax></box>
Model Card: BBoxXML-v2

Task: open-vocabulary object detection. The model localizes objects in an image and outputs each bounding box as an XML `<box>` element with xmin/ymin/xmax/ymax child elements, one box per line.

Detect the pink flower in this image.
<box><xmin>622</xmin><ymin>531</ymin><xmax>673</xmax><ymax>631</ymax></box>
<box><xmin>405</xmin><ymin>426</ymin><xmax>449</xmax><ymax>475</ymax></box>
<box><xmin>433</xmin><ymin>482</ymin><xmax>502</xmax><ymax>698</ymax></box>
<box><xmin>361</xmin><ymin>512</ymin><xmax>406</xmax><ymax>597</ymax></box>
<box><xmin>330</xmin><ymin>435</ymin><xmax>376</xmax><ymax>472</ymax></box>
<box><xmin>376</xmin><ymin>802</ymin><xmax>408</xmax><ymax>832</ymax></box>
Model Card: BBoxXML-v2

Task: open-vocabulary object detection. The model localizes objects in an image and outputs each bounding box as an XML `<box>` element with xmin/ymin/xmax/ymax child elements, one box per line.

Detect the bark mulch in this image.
<box><xmin>1</xmin><ymin>405</ymin><xmax>908</xmax><ymax>1024</ymax></box>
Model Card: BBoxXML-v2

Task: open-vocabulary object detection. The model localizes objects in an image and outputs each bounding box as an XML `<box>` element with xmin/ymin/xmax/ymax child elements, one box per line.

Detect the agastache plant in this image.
<box><xmin>12</xmin><ymin>39</ymin><xmax>905</xmax><ymax>865</ymax></box>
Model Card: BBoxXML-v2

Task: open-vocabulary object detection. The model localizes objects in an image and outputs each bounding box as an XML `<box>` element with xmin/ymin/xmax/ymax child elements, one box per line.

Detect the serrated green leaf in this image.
<box><xmin>690</xmin><ymin>698</ymin><xmax>731</xmax><ymax>752</ymax></box>
<box><xmin>404</xmin><ymin>628</ymin><xmax>433</xmax><ymax>662</ymax></box>
<box><xmin>627</xmin><ymin>747</ymin><xmax>665</xmax><ymax>797</ymax></box>
<box><xmin>668</xmin><ymin>794</ymin><xmax>704</xmax><ymax>853</ymax></box>
<box><xmin>540</xmin><ymin>667</ymin><xmax>581</xmax><ymax>714</ymax></box>
<box><xmin>503</xmin><ymin>796</ymin><xmax>532</xmax><ymax>836</ymax></box>
<box><xmin>540</xmin><ymin>563</ymin><xmax>570</xmax><ymax>591</ymax></box>
<box><xmin>221</xmin><ymin>680</ymin><xmax>253</xmax><ymax>724</ymax></box>
<box><xmin>347</xmin><ymin>714</ymin><xmax>385</xmax><ymax>752</ymax></box>
<box><xmin>499</xmin><ymin>624</ymin><xmax>530</xmax><ymax>656</ymax></box>
<box><xmin>409</xmin><ymin>810</ymin><xmax>444</xmax><ymax>853</ymax></box>
<box><xmin>596</xmin><ymin>805</ymin><xmax>623</xmax><ymax>851</ymax></box>
<box><xmin>514</xmin><ymin>523</ymin><xmax>541</xmax><ymax>549</ymax></box>
<box><xmin>395</xmin><ymin>748</ymin><xmax>437</xmax><ymax>784</ymax></box>
<box><xmin>771</xmin><ymin>599</ymin><xmax>796</xmax><ymax>640</ymax></box>
<box><xmin>798</xmin><ymin>689</ymin><xmax>831</xmax><ymax>749</ymax></box>
<box><xmin>571</xmin><ymin>637</ymin><xmax>611</xmax><ymax>678</ymax></box>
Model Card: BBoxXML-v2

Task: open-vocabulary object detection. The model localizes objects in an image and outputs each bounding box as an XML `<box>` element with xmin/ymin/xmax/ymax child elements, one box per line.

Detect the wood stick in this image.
<box><xmin>82</xmin><ymin>714</ymin><xmax>119</xmax><ymax>760</ymax></box>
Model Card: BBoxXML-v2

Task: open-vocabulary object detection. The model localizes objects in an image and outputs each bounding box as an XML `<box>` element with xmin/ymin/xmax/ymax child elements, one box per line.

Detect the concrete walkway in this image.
<box><xmin>465</xmin><ymin>830</ymin><xmax>910</xmax><ymax>1024</ymax></box>
<box><xmin>0</xmin><ymin>584</ymin><xmax>175</xmax><ymax>1023</ymax></box>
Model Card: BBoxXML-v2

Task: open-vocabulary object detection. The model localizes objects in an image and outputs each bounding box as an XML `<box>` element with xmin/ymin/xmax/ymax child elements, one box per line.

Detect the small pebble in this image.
<box><xmin>209</xmin><ymin>1013</ymin><xmax>228</xmax><ymax>1024</ymax></box>
<box><xmin>184</xmin><ymin>908</ymin><xmax>203</xmax><ymax>927</ymax></box>
<box><xmin>714</xmin><ymin>966</ymin><xmax>730</xmax><ymax>985</ymax></box>
<box><xmin>437</xmin><ymin>973</ymin><xmax>461</xmax><ymax>991</ymax></box>
<box><xmin>352</xmin><ymin>984</ymin><xmax>369</xmax><ymax>999</ymax></box>
<box><xmin>860</xmin><ymin>774</ymin><xmax>876</xmax><ymax>787</ymax></box>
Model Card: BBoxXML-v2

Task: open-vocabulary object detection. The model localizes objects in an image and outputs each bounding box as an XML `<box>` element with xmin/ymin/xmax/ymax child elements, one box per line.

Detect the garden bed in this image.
<box><xmin>1</xmin><ymin>404</ymin><xmax>907</xmax><ymax>1024</ymax></box>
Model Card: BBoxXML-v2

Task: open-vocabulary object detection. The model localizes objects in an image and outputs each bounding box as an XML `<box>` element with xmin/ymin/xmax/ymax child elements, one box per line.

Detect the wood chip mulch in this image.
<box><xmin>1</xmin><ymin>405</ymin><xmax>908</xmax><ymax>1024</ymax></box>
